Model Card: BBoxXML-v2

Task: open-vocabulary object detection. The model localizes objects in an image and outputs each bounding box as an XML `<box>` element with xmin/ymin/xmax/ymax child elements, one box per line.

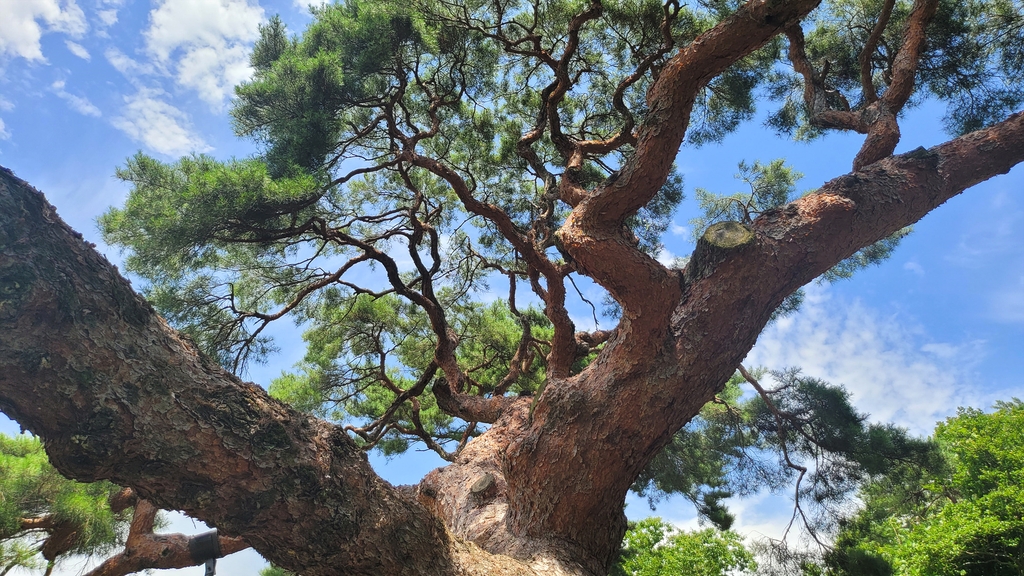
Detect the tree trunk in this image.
<box><xmin>1</xmin><ymin>112</ymin><xmax>1023</xmax><ymax>574</ymax></box>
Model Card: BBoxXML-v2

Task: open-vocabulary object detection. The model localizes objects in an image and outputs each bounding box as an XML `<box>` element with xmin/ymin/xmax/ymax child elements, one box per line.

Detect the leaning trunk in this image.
<box><xmin>1</xmin><ymin>110</ymin><xmax>1022</xmax><ymax>576</ymax></box>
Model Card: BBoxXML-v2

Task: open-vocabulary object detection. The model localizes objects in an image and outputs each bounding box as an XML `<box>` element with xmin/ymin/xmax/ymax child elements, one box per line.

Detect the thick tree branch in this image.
<box><xmin>881</xmin><ymin>0</ymin><xmax>939</xmax><ymax>111</ymax></box>
<box><xmin>0</xmin><ymin>167</ymin><xmax>470</xmax><ymax>576</ymax></box>
<box><xmin>504</xmin><ymin>110</ymin><xmax>1024</xmax><ymax>569</ymax></box>
<box><xmin>788</xmin><ymin>0</ymin><xmax>939</xmax><ymax>170</ymax></box>
<box><xmin>433</xmin><ymin>378</ymin><xmax>522</xmax><ymax>423</ymax></box>
<box><xmin>556</xmin><ymin>0</ymin><xmax>824</xmax><ymax>334</ymax></box>
<box><xmin>850</xmin><ymin>0</ymin><xmax>939</xmax><ymax>169</ymax></box>
<box><xmin>859</xmin><ymin>0</ymin><xmax>896</xmax><ymax>103</ymax></box>
<box><xmin>576</xmin><ymin>0</ymin><xmax>824</xmax><ymax>230</ymax></box>
<box><xmin>786</xmin><ymin>25</ymin><xmax>860</xmax><ymax>130</ymax></box>
<box><xmin>83</xmin><ymin>498</ymin><xmax>248</xmax><ymax>576</ymax></box>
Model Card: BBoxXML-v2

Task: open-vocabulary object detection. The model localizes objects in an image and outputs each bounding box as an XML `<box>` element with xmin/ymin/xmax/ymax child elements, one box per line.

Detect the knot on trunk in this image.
<box><xmin>687</xmin><ymin>221</ymin><xmax>755</xmax><ymax>283</ymax></box>
<box><xmin>470</xmin><ymin>473</ymin><xmax>496</xmax><ymax>500</ymax></box>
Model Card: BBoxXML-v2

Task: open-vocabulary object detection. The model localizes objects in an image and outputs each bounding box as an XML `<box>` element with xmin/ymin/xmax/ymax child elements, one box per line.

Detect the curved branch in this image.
<box><xmin>547</xmin><ymin>1</ymin><xmax>604</xmax><ymax>158</ymax></box>
<box><xmin>83</xmin><ymin>499</ymin><xmax>249</xmax><ymax>576</ymax></box>
<box><xmin>0</xmin><ymin>167</ymin><xmax>463</xmax><ymax>576</ymax></box>
<box><xmin>406</xmin><ymin>152</ymin><xmax>578</xmax><ymax>379</ymax></box>
<box><xmin>882</xmin><ymin>0</ymin><xmax>940</xmax><ymax>111</ymax></box>
<box><xmin>787</xmin><ymin>0</ymin><xmax>939</xmax><ymax>170</ymax></box>
<box><xmin>859</xmin><ymin>0</ymin><xmax>897</xmax><ymax>103</ymax></box>
<box><xmin>851</xmin><ymin>0</ymin><xmax>939</xmax><ymax>169</ymax></box>
<box><xmin>786</xmin><ymin>25</ymin><xmax>862</xmax><ymax>131</ymax></box>
<box><xmin>576</xmin><ymin>0</ymin><xmax>824</xmax><ymax>230</ymax></box>
<box><xmin>557</xmin><ymin>0</ymin><xmax>825</xmax><ymax>335</ymax></box>
<box><xmin>433</xmin><ymin>378</ymin><xmax>522</xmax><ymax>423</ymax></box>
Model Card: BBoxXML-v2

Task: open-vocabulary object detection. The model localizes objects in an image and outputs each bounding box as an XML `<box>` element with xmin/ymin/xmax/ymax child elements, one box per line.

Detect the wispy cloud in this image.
<box><xmin>111</xmin><ymin>88</ymin><xmax>210</xmax><ymax>155</ymax></box>
<box><xmin>96</xmin><ymin>0</ymin><xmax>125</xmax><ymax>28</ymax></box>
<box><xmin>656</xmin><ymin>248</ymin><xmax>676</xmax><ymax>267</ymax></box>
<box><xmin>0</xmin><ymin>0</ymin><xmax>88</xmax><ymax>61</ymax></box>
<box><xmin>51</xmin><ymin>80</ymin><xmax>101</xmax><ymax>116</ymax></box>
<box><xmin>903</xmin><ymin>261</ymin><xmax>924</xmax><ymax>276</ymax></box>
<box><xmin>64</xmin><ymin>39</ymin><xmax>89</xmax><ymax>60</ymax></box>
<box><xmin>990</xmin><ymin>274</ymin><xmax>1024</xmax><ymax>323</ymax></box>
<box><xmin>105</xmin><ymin>47</ymin><xmax>150</xmax><ymax>76</ymax></box>
<box><xmin>946</xmin><ymin>194</ymin><xmax>1022</xmax><ymax>269</ymax></box>
<box><xmin>0</xmin><ymin>117</ymin><xmax>10</xmax><ymax>141</ymax></box>
<box><xmin>746</xmin><ymin>285</ymin><xmax>987</xmax><ymax>435</ymax></box>
<box><xmin>97</xmin><ymin>9</ymin><xmax>118</xmax><ymax>27</ymax></box>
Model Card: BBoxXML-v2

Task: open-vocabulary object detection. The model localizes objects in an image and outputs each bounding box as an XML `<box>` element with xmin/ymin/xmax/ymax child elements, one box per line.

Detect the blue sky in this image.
<box><xmin>0</xmin><ymin>0</ymin><xmax>1022</xmax><ymax>573</ymax></box>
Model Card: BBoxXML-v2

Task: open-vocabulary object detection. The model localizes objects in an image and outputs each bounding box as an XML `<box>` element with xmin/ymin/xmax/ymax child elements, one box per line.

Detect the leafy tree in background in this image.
<box><xmin>2</xmin><ymin>0</ymin><xmax>1024</xmax><ymax>573</ymax></box>
<box><xmin>826</xmin><ymin>400</ymin><xmax>1024</xmax><ymax>576</ymax></box>
<box><xmin>611</xmin><ymin>517</ymin><xmax>756</xmax><ymax>576</ymax></box>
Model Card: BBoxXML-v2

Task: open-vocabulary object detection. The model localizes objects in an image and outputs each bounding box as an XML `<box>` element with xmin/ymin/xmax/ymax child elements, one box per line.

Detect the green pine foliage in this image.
<box><xmin>0</xmin><ymin>434</ymin><xmax>128</xmax><ymax>573</ymax></box>
<box><xmin>631</xmin><ymin>371</ymin><xmax>936</xmax><ymax>531</ymax></box>
<box><xmin>259</xmin><ymin>566</ymin><xmax>295</xmax><ymax>576</ymax></box>
<box><xmin>94</xmin><ymin>0</ymin><xmax>1019</xmax><ymax>537</ymax></box>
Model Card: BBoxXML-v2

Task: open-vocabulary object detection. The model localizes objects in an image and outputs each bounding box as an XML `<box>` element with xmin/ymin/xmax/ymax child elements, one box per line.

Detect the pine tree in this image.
<box><xmin>1</xmin><ymin>0</ymin><xmax>1023</xmax><ymax>574</ymax></box>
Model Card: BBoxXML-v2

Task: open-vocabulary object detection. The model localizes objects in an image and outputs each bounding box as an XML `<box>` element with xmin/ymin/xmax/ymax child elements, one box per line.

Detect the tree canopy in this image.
<box><xmin>1</xmin><ymin>0</ymin><xmax>1023</xmax><ymax>573</ymax></box>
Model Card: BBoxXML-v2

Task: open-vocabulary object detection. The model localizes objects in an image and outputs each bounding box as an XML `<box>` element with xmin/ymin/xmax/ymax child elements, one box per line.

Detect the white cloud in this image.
<box><xmin>0</xmin><ymin>0</ymin><xmax>87</xmax><ymax>61</ymax></box>
<box><xmin>656</xmin><ymin>248</ymin><xmax>688</xmax><ymax>269</ymax></box>
<box><xmin>105</xmin><ymin>46</ymin><xmax>147</xmax><ymax>76</ymax></box>
<box><xmin>0</xmin><ymin>117</ymin><xmax>9</xmax><ymax>140</ymax></box>
<box><xmin>656</xmin><ymin>248</ymin><xmax>676</xmax><ymax>267</ymax></box>
<box><xmin>175</xmin><ymin>42</ymin><xmax>253</xmax><ymax>105</ymax></box>
<box><xmin>64</xmin><ymin>39</ymin><xmax>89</xmax><ymax>59</ymax></box>
<box><xmin>903</xmin><ymin>261</ymin><xmax>924</xmax><ymax>276</ymax></box>
<box><xmin>920</xmin><ymin>342</ymin><xmax>964</xmax><ymax>360</ymax></box>
<box><xmin>51</xmin><ymin>80</ymin><xmax>101</xmax><ymax>116</ymax></box>
<box><xmin>67</xmin><ymin>94</ymin><xmax>102</xmax><ymax>117</ymax></box>
<box><xmin>293</xmin><ymin>0</ymin><xmax>330</xmax><ymax>7</ymax></box>
<box><xmin>143</xmin><ymin>0</ymin><xmax>263</xmax><ymax>108</ymax></box>
<box><xmin>727</xmin><ymin>491</ymin><xmax>798</xmax><ymax>543</ymax></box>
<box><xmin>97</xmin><ymin>9</ymin><xmax>118</xmax><ymax>27</ymax></box>
<box><xmin>112</xmin><ymin>89</ymin><xmax>211</xmax><ymax>156</ymax></box>
<box><xmin>946</xmin><ymin>200</ymin><xmax>1022</xmax><ymax>269</ymax></box>
<box><xmin>746</xmin><ymin>285</ymin><xmax>985</xmax><ymax>435</ymax></box>
<box><xmin>96</xmin><ymin>0</ymin><xmax>124</xmax><ymax>27</ymax></box>
<box><xmin>670</xmin><ymin>223</ymin><xmax>688</xmax><ymax>236</ymax></box>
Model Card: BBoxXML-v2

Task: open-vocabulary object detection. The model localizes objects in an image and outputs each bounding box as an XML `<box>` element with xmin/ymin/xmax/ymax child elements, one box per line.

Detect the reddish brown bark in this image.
<box><xmin>786</xmin><ymin>0</ymin><xmax>939</xmax><ymax>170</ymax></box>
<box><xmin>0</xmin><ymin>168</ymin><xmax>469</xmax><ymax>576</ymax></box>
<box><xmin>1</xmin><ymin>0</ymin><xmax>1024</xmax><ymax>573</ymax></box>
<box><xmin>2</xmin><ymin>109</ymin><xmax>1021</xmax><ymax>575</ymax></box>
<box><xmin>503</xmin><ymin>109</ymin><xmax>1024</xmax><ymax>568</ymax></box>
<box><xmin>83</xmin><ymin>498</ymin><xmax>248</xmax><ymax>576</ymax></box>
<box><xmin>0</xmin><ymin>168</ymin><xmax>558</xmax><ymax>576</ymax></box>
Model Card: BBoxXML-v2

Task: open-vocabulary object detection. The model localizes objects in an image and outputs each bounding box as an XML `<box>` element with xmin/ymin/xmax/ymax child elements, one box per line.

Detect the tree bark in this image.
<box><xmin>0</xmin><ymin>166</ymin><xmax>541</xmax><ymax>576</ymax></box>
<box><xmin>83</xmin><ymin>498</ymin><xmax>249</xmax><ymax>576</ymax></box>
<box><xmin>0</xmin><ymin>78</ymin><xmax>1022</xmax><ymax>576</ymax></box>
